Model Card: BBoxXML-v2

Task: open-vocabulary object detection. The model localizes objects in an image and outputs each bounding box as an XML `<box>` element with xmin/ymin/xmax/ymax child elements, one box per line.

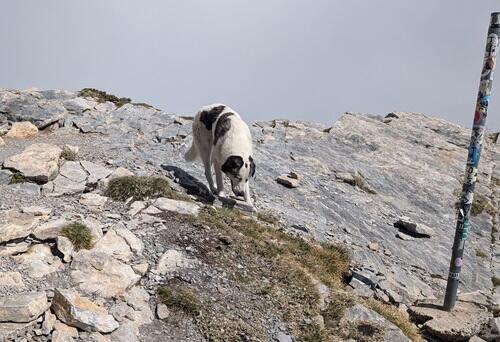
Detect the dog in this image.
<box><xmin>184</xmin><ymin>104</ymin><xmax>255</xmax><ymax>205</ymax></box>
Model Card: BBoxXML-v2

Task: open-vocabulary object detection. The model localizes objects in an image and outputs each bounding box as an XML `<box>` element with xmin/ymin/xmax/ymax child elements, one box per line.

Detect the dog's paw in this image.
<box><xmin>216</xmin><ymin>191</ymin><xmax>226</xmax><ymax>198</ymax></box>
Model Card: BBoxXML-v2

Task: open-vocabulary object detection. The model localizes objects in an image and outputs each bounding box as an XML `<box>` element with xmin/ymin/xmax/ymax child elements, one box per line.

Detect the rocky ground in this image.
<box><xmin>0</xmin><ymin>88</ymin><xmax>498</xmax><ymax>341</ymax></box>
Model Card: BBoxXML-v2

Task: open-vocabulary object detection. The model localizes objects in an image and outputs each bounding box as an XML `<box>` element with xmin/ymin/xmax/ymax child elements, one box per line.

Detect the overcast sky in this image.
<box><xmin>1</xmin><ymin>1</ymin><xmax>499</xmax><ymax>130</ymax></box>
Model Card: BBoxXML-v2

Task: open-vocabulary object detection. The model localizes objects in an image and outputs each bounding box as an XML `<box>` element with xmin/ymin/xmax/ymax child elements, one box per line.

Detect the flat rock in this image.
<box><xmin>9</xmin><ymin>182</ymin><xmax>41</xmax><ymax>196</ymax></box>
<box><xmin>0</xmin><ymin>272</ymin><xmax>24</xmax><ymax>287</ymax></box>
<box><xmin>5</xmin><ymin>121</ymin><xmax>38</xmax><ymax>138</ymax></box>
<box><xmin>153</xmin><ymin>197</ymin><xmax>199</xmax><ymax>216</ymax></box>
<box><xmin>92</xmin><ymin>228</ymin><xmax>134</xmax><ymax>262</ymax></box>
<box><xmin>276</xmin><ymin>174</ymin><xmax>300</xmax><ymax>188</ymax></box>
<box><xmin>0</xmin><ymin>242</ymin><xmax>30</xmax><ymax>257</ymax></box>
<box><xmin>80</xmin><ymin>193</ymin><xmax>108</xmax><ymax>207</ymax></box>
<box><xmin>80</xmin><ymin>161</ymin><xmax>112</xmax><ymax>183</ymax></box>
<box><xmin>51</xmin><ymin>289</ymin><xmax>119</xmax><ymax>333</ymax></box>
<box><xmin>21</xmin><ymin>206</ymin><xmax>52</xmax><ymax>216</ymax></box>
<box><xmin>153</xmin><ymin>249</ymin><xmax>197</xmax><ymax>275</ymax></box>
<box><xmin>409</xmin><ymin>301</ymin><xmax>491</xmax><ymax>341</ymax></box>
<box><xmin>32</xmin><ymin>218</ymin><xmax>69</xmax><ymax>240</ymax></box>
<box><xmin>41</xmin><ymin>311</ymin><xmax>56</xmax><ymax>335</ymax></box>
<box><xmin>0</xmin><ymin>170</ymin><xmax>12</xmax><ymax>185</ymax></box>
<box><xmin>3</xmin><ymin>143</ymin><xmax>61</xmax><ymax>183</ymax></box>
<box><xmin>394</xmin><ymin>216</ymin><xmax>433</xmax><ymax>238</ymax></box>
<box><xmin>14</xmin><ymin>244</ymin><xmax>62</xmax><ymax>278</ymax></box>
<box><xmin>0</xmin><ymin>292</ymin><xmax>49</xmax><ymax>323</ymax></box>
<box><xmin>128</xmin><ymin>201</ymin><xmax>146</xmax><ymax>217</ymax></box>
<box><xmin>107</xmin><ymin>167</ymin><xmax>133</xmax><ymax>180</ymax></box>
<box><xmin>341</xmin><ymin>304</ymin><xmax>410</xmax><ymax>342</ymax></box>
<box><xmin>71</xmin><ymin>250</ymin><xmax>140</xmax><ymax>298</ymax></box>
<box><xmin>59</xmin><ymin>161</ymin><xmax>88</xmax><ymax>183</ymax></box>
<box><xmin>51</xmin><ymin>174</ymin><xmax>87</xmax><ymax>195</ymax></box>
<box><xmin>0</xmin><ymin>210</ymin><xmax>39</xmax><ymax>243</ymax></box>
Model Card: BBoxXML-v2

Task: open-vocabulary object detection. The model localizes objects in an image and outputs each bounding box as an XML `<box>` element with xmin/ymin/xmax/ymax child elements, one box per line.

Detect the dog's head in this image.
<box><xmin>221</xmin><ymin>155</ymin><xmax>255</xmax><ymax>197</ymax></box>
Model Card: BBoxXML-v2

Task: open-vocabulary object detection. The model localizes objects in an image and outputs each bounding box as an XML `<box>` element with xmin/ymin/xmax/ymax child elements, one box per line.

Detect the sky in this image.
<box><xmin>0</xmin><ymin>1</ymin><xmax>499</xmax><ymax>130</ymax></box>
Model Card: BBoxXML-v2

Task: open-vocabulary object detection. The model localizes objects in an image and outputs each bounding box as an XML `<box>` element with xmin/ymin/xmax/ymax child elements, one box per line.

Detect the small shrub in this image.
<box><xmin>105</xmin><ymin>176</ymin><xmax>187</xmax><ymax>202</ymax></box>
<box><xmin>492</xmin><ymin>276</ymin><xmax>500</xmax><ymax>287</ymax></box>
<box><xmin>60</xmin><ymin>223</ymin><xmax>94</xmax><ymax>251</ymax></box>
<box><xmin>79</xmin><ymin>88</ymin><xmax>131</xmax><ymax>107</ymax></box>
<box><xmin>158</xmin><ymin>286</ymin><xmax>200</xmax><ymax>316</ymax></box>
<box><xmin>60</xmin><ymin>149</ymin><xmax>78</xmax><ymax>161</ymax></box>
<box><xmin>476</xmin><ymin>249</ymin><xmax>488</xmax><ymax>259</ymax></box>
<box><xmin>256</xmin><ymin>211</ymin><xmax>279</xmax><ymax>225</ymax></box>
<box><xmin>9</xmin><ymin>172</ymin><xmax>26</xmax><ymax>184</ymax></box>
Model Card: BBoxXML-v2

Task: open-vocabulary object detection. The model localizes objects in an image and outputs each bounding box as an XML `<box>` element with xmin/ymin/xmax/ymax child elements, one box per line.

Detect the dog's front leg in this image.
<box><xmin>202</xmin><ymin>160</ymin><xmax>216</xmax><ymax>194</ymax></box>
<box><xmin>214</xmin><ymin>166</ymin><xmax>225</xmax><ymax>197</ymax></box>
<box><xmin>244</xmin><ymin>181</ymin><xmax>253</xmax><ymax>206</ymax></box>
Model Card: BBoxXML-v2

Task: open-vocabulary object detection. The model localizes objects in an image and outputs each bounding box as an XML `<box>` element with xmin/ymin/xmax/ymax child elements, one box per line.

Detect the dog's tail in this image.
<box><xmin>184</xmin><ymin>143</ymin><xmax>198</xmax><ymax>162</ymax></box>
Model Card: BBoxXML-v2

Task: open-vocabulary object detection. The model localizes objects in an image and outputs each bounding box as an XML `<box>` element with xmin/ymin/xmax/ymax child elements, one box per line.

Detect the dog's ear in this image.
<box><xmin>249</xmin><ymin>156</ymin><xmax>256</xmax><ymax>178</ymax></box>
<box><xmin>221</xmin><ymin>156</ymin><xmax>244</xmax><ymax>175</ymax></box>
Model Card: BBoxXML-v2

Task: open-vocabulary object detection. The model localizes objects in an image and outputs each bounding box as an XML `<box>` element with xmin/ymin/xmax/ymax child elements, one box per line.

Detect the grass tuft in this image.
<box><xmin>105</xmin><ymin>176</ymin><xmax>188</xmax><ymax>202</ymax></box>
<box><xmin>158</xmin><ymin>286</ymin><xmax>200</xmax><ymax>316</ymax></box>
<box><xmin>9</xmin><ymin>172</ymin><xmax>26</xmax><ymax>184</ymax></box>
<box><xmin>364</xmin><ymin>298</ymin><xmax>422</xmax><ymax>342</ymax></box>
<box><xmin>476</xmin><ymin>249</ymin><xmax>489</xmax><ymax>259</ymax></box>
<box><xmin>60</xmin><ymin>223</ymin><xmax>94</xmax><ymax>251</ymax></box>
<box><xmin>60</xmin><ymin>149</ymin><xmax>78</xmax><ymax>161</ymax></box>
<box><xmin>256</xmin><ymin>211</ymin><xmax>279</xmax><ymax>225</ymax></box>
<box><xmin>79</xmin><ymin>88</ymin><xmax>131</xmax><ymax>107</ymax></box>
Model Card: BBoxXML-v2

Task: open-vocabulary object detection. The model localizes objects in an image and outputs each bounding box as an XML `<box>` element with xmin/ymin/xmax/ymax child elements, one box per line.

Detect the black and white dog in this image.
<box><xmin>184</xmin><ymin>104</ymin><xmax>255</xmax><ymax>205</ymax></box>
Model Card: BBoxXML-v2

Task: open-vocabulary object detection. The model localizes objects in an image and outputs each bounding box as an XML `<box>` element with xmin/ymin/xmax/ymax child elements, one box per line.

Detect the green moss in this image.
<box><xmin>9</xmin><ymin>172</ymin><xmax>26</xmax><ymax>184</ymax></box>
<box><xmin>105</xmin><ymin>176</ymin><xmax>188</xmax><ymax>202</ymax></box>
<box><xmin>79</xmin><ymin>88</ymin><xmax>131</xmax><ymax>107</ymax></box>
<box><xmin>157</xmin><ymin>286</ymin><xmax>200</xmax><ymax>316</ymax></box>
<box><xmin>60</xmin><ymin>223</ymin><xmax>94</xmax><ymax>250</ymax></box>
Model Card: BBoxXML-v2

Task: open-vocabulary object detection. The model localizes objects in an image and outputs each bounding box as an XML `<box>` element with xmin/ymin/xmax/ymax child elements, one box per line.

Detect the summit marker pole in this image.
<box><xmin>443</xmin><ymin>12</ymin><xmax>500</xmax><ymax>311</ymax></box>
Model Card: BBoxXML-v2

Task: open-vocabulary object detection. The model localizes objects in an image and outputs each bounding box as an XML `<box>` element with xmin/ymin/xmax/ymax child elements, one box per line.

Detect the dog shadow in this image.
<box><xmin>161</xmin><ymin>164</ymin><xmax>255</xmax><ymax>212</ymax></box>
<box><xmin>161</xmin><ymin>164</ymin><xmax>216</xmax><ymax>203</ymax></box>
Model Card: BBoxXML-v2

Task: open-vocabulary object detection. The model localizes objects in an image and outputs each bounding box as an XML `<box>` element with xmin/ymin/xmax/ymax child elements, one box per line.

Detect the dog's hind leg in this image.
<box><xmin>202</xmin><ymin>156</ymin><xmax>216</xmax><ymax>194</ymax></box>
<box><xmin>244</xmin><ymin>181</ymin><xmax>253</xmax><ymax>205</ymax></box>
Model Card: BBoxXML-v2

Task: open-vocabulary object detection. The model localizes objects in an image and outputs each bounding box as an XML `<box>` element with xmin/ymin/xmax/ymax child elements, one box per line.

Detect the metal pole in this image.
<box><xmin>443</xmin><ymin>12</ymin><xmax>500</xmax><ymax>311</ymax></box>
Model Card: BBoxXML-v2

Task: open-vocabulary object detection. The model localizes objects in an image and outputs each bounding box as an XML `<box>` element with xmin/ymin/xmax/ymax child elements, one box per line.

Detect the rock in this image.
<box><xmin>57</xmin><ymin>236</ymin><xmax>74</xmax><ymax>262</ymax></box>
<box><xmin>32</xmin><ymin>218</ymin><xmax>68</xmax><ymax>240</ymax></box>
<box><xmin>79</xmin><ymin>193</ymin><xmax>108</xmax><ymax>208</ymax></box>
<box><xmin>114</xmin><ymin>225</ymin><xmax>143</xmax><ymax>255</ymax></box>
<box><xmin>153</xmin><ymin>249</ymin><xmax>197</xmax><ymax>275</ymax></box>
<box><xmin>394</xmin><ymin>216</ymin><xmax>433</xmax><ymax>238</ymax></box>
<box><xmin>0</xmin><ymin>321</ymin><xmax>38</xmax><ymax>340</ymax></box>
<box><xmin>82</xmin><ymin>217</ymin><xmax>104</xmax><ymax>242</ymax></box>
<box><xmin>274</xmin><ymin>331</ymin><xmax>293</xmax><ymax>342</ymax></box>
<box><xmin>0</xmin><ymin>242</ymin><xmax>30</xmax><ymax>257</ymax></box>
<box><xmin>3</xmin><ymin>143</ymin><xmax>62</xmax><ymax>183</ymax></box>
<box><xmin>342</xmin><ymin>304</ymin><xmax>410</xmax><ymax>341</ymax></box>
<box><xmin>51</xmin><ymin>289</ymin><xmax>119</xmax><ymax>333</ymax></box>
<box><xmin>469</xmin><ymin>336</ymin><xmax>487</xmax><ymax>342</ymax></box>
<box><xmin>0</xmin><ymin>210</ymin><xmax>39</xmax><ymax>243</ymax></box>
<box><xmin>51</xmin><ymin>175</ymin><xmax>87</xmax><ymax>195</ymax></box>
<box><xmin>128</xmin><ymin>201</ymin><xmax>146</xmax><ymax>217</ymax></box>
<box><xmin>53</xmin><ymin>321</ymin><xmax>79</xmax><ymax>341</ymax></box>
<box><xmin>110</xmin><ymin>323</ymin><xmax>139</xmax><ymax>342</ymax></box>
<box><xmin>5</xmin><ymin>122</ymin><xmax>38</xmax><ymax>138</ymax></box>
<box><xmin>41</xmin><ymin>311</ymin><xmax>56</xmax><ymax>335</ymax></box>
<box><xmin>490</xmin><ymin>317</ymin><xmax>500</xmax><ymax>334</ymax></box>
<box><xmin>0</xmin><ymin>292</ymin><xmax>49</xmax><ymax>323</ymax></box>
<box><xmin>92</xmin><ymin>228</ymin><xmax>134</xmax><ymax>262</ymax></box>
<box><xmin>71</xmin><ymin>250</ymin><xmax>140</xmax><ymax>298</ymax></box>
<box><xmin>142</xmin><ymin>205</ymin><xmax>163</xmax><ymax>215</ymax></box>
<box><xmin>156</xmin><ymin>304</ymin><xmax>170</xmax><ymax>319</ymax></box>
<box><xmin>63</xmin><ymin>97</ymin><xmax>95</xmax><ymax>113</ymax></box>
<box><xmin>276</xmin><ymin>173</ymin><xmax>300</xmax><ymax>188</ymax></box>
<box><xmin>132</xmin><ymin>262</ymin><xmax>149</xmax><ymax>275</ymax></box>
<box><xmin>109</xmin><ymin>302</ymin><xmax>133</xmax><ymax>322</ymax></box>
<box><xmin>409</xmin><ymin>301</ymin><xmax>491</xmax><ymax>341</ymax></box>
<box><xmin>9</xmin><ymin>182</ymin><xmax>41</xmax><ymax>196</ymax></box>
<box><xmin>14</xmin><ymin>244</ymin><xmax>62</xmax><ymax>278</ymax></box>
<box><xmin>21</xmin><ymin>206</ymin><xmax>52</xmax><ymax>216</ymax></box>
<box><xmin>152</xmin><ymin>197</ymin><xmax>200</xmax><ymax>216</ymax></box>
<box><xmin>59</xmin><ymin>161</ymin><xmax>88</xmax><ymax>183</ymax></box>
<box><xmin>61</xmin><ymin>144</ymin><xmax>79</xmax><ymax>158</ymax></box>
<box><xmin>368</xmin><ymin>242</ymin><xmax>379</xmax><ymax>251</ymax></box>
<box><xmin>80</xmin><ymin>161</ymin><xmax>112</xmax><ymax>184</ymax></box>
<box><xmin>107</xmin><ymin>167</ymin><xmax>133</xmax><ymax>180</ymax></box>
<box><xmin>396</xmin><ymin>232</ymin><xmax>415</xmax><ymax>241</ymax></box>
<box><xmin>0</xmin><ymin>137</ymin><xmax>4</xmax><ymax>146</ymax></box>
<box><xmin>0</xmin><ymin>272</ymin><xmax>24</xmax><ymax>287</ymax></box>
<box><xmin>0</xmin><ymin>170</ymin><xmax>12</xmax><ymax>184</ymax></box>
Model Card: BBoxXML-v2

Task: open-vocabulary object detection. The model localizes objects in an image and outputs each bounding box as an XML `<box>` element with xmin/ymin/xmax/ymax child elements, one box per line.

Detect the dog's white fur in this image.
<box><xmin>185</xmin><ymin>104</ymin><xmax>255</xmax><ymax>205</ymax></box>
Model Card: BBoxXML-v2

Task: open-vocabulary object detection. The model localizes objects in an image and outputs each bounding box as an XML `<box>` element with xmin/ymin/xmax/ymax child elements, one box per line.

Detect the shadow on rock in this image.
<box><xmin>161</xmin><ymin>164</ymin><xmax>215</xmax><ymax>203</ymax></box>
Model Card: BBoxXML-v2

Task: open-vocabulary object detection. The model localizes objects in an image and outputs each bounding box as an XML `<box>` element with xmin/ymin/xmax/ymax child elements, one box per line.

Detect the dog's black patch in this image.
<box><xmin>249</xmin><ymin>156</ymin><xmax>256</xmax><ymax>177</ymax></box>
<box><xmin>221</xmin><ymin>155</ymin><xmax>244</xmax><ymax>176</ymax></box>
<box><xmin>214</xmin><ymin>112</ymin><xmax>234</xmax><ymax>145</ymax></box>
<box><xmin>200</xmin><ymin>105</ymin><xmax>225</xmax><ymax>130</ymax></box>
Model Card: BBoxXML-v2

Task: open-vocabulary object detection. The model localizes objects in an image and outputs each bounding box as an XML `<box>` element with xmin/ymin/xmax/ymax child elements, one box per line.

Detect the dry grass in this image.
<box><xmin>60</xmin><ymin>223</ymin><xmax>94</xmax><ymax>251</ymax></box>
<box><xmin>476</xmin><ymin>249</ymin><xmax>489</xmax><ymax>259</ymax></box>
<box><xmin>256</xmin><ymin>211</ymin><xmax>280</xmax><ymax>225</ymax></box>
<box><xmin>105</xmin><ymin>176</ymin><xmax>188</xmax><ymax>202</ymax></box>
<box><xmin>60</xmin><ymin>149</ymin><xmax>78</xmax><ymax>161</ymax></box>
<box><xmin>157</xmin><ymin>286</ymin><xmax>200</xmax><ymax>316</ymax></box>
<box><xmin>364</xmin><ymin>298</ymin><xmax>423</xmax><ymax>342</ymax></box>
<box><xmin>79</xmin><ymin>88</ymin><xmax>131</xmax><ymax>107</ymax></box>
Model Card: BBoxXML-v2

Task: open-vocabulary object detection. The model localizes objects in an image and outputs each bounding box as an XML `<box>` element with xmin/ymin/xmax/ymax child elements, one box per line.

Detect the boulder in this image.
<box><xmin>59</xmin><ymin>161</ymin><xmax>88</xmax><ymax>183</ymax></box>
<box><xmin>57</xmin><ymin>236</ymin><xmax>74</xmax><ymax>262</ymax></box>
<box><xmin>32</xmin><ymin>218</ymin><xmax>69</xmax><ymax>240</ymax></box>
<box><xmin>394</xmin><ymin>216</ymin><xmax>433</xmax><ymax>238</ymax></box>
<box><xmin>3</xmin><ymin>143</ymin><xmax>61</xmax><ymax>183</ymax></box>
<box><xmin>0</xmin><ymin>210</ymin><xmax>39</xmax><ymax>243</ymax></box>
<box><xmin>5</xmin><ymin>122</ymin><xmax>38</xmax><ymax>138</ymax></box>
<box><xmin>51</xmin><ymin>289</ymin><xmax>119</xmax><ymax>333</ymax></box>
<box><xmin>13</xmin><ymin>244</ymin><xmax>62</xmax><ymax>278</ymax></box>
<box><xmin>0</xmin><ymin>292</ymin><xmax>49</xmax><ymax>323</ymax></box>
